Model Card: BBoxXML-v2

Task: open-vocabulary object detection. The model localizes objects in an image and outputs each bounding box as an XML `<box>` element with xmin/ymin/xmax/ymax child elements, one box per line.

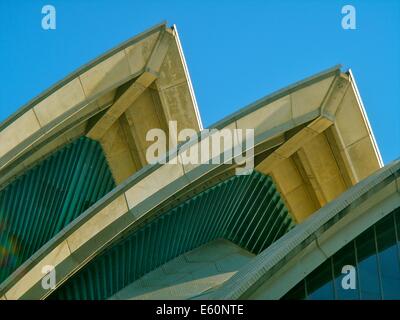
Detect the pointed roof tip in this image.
<box><xmin>170</xmin><ymin>23</ymin><xmax>178</xmax><ymax>32</ymax></box>
<box><xmin>327</xmin><ymin>63</ymin><xmax>343</xmax><ymax>74</ymax></box>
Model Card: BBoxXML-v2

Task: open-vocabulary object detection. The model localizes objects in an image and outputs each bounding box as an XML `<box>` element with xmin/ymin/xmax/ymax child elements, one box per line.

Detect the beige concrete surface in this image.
<box><xmin>291</xmin><ymin>76</ymin><xmax>335</xmax><ymax>119</ymax></box>
<box><xmin>124</xmin><ymin>161</ymin><xmax>185</xmax><ymax>210</ymax></box>
<box><xmin>110</xmin><ymin>239</ymin><xmax>254</xmax><ymax>300</ymax></box>
<box><xmin>87</xmin><ymin>71</ymin><xmax>158</xmax><ymax>140</ymax></box>
<box><xmin>0</xmin><ymin>110</ymin><xmax>41</xmax><ymax>158</ymax></box>
<box><xmin>34</xmin><ymin>78</ymin><xmax>86</xmax><ymax>126</ymax></box>
<box><xmin>4</xmin><ymin>241</ymin><xmax>71</xmax><ymax>300</ymax></box>
<box><xmin>0</xmin><ymin>25</ymin><xmax>173</xmax><ymax>188</ymax></box>
<box><xmin>125</xmin><ymin>31</ymin><xmax>160</xmax><ymax>75</ymax></box>
<box><xmin>254</xmin><ymin>73</ymin><xmax>382</xmax><ymax>222</ymax></box>
<box><xmin>0</xmin><ymin>36</ymin><xmax>384</xmax><ymax>301</ymax></box>
<box><xmin>237</xmin><ymin>95</ymin><xmax>292</xmax><ymax>136</ymax></box>
<box><xmin>79</xmin><ymin>51</ymin><xmax>131</xmax><ymax>99</ymax></box>
<box><xmin>67</xmin><ymin>194</ymin><xmax>129</xmax><ymax>253</ymax></box>
<box><xmin>99</xmin><ymin>120</ymin><xmax>139</xmax><ymax>184</ymax></box>
<box><xmin>84</xmin><ymin>28</ymin><xmax>201</xmax><ymax>183</ymax></box>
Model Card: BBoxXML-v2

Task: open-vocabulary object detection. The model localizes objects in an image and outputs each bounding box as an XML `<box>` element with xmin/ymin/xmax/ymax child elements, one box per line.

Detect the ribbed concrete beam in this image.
<box><xmin>0</xmin><ymin>66</ymin><xmax>382</xmax><ymax>301</ymax></box>
<box><xmin>208</xmin><ymin>160</ymin><xmax>400</xmax><ymax>300</ymax></box>
<box><xmin>256</xmin><ymin>74</ymin><xmax>350</xmax><ymax>175</ymax></box>
<box><xmin>0</xmin><ymin>23</ymin><xmax>166</xmax><ymax>188</ymax></box>
<box><xmin>254</xmin><ymin>74</ymin><xmax>375</xmax><ymax>222</ymax></box>
<box><xmin>0</xmin><ymin>67</ymin><xmax>336</xmax><ymax>299</ymax></box>
<box><xmin>256</xmin><ymin>116</ymin><xmax>334</xmax><ymax>174</ymax></box>
<box><xmin>87</xmin><ymin>31</ymin><xmax>172</xmax><ymax>140</ymax></box>
<box><xmin>86</xmin><ymin>71</ymin><xmax>157</xmax><ymax>140</ymax></box>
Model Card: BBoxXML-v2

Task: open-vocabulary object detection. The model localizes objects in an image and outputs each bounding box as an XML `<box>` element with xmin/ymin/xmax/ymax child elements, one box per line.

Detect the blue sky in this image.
<box><xmin>0</xmin><ymin>0</ymin><xmax>399</xmax><ymax>163</ymax></box>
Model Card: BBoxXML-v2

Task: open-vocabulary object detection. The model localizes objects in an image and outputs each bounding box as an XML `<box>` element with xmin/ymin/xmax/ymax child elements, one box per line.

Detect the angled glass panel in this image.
<box><xmin>333</xmin><ymin>242</ymin><xmax>359</xmax><ymax>300</ymax></box>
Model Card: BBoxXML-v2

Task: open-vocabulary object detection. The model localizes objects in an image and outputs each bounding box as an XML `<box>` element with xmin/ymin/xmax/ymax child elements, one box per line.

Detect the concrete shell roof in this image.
<box><xmin>0</xmin><ymin>22</ymin><xmax>202</xmax><ymax>188</ymax></box>
<box><xmin>0</xmin><ymin>24</ymin><xmax>385</xmax><ymax>299</ymax></box>
<box><xmin>207</xmin><ymin>159</ymin><xmax>400</xmax><ymax>299</ymax></box>
<box><xmin>0</xmin><ymin>22</ymin><xmax>201</xmax><ymax>132</ymax></box>
<box><xmin>0</xmin><ymin>62</ymin><xmax>383</xmax><ymax>300</ymax></box>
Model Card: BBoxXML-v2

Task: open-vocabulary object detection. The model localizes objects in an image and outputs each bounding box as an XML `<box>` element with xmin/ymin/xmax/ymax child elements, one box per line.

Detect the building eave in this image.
<box><xmin>207</xmin><ymin>159</ymin><xmax>400</xmax><ymax>299</ymax></box>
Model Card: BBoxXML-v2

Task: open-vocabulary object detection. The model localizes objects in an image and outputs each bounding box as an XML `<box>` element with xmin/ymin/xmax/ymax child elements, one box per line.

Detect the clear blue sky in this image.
<box><xmin>0</xmin><ymin>0</ymin><xmax>399</xmax><ymax>163</ymax></box>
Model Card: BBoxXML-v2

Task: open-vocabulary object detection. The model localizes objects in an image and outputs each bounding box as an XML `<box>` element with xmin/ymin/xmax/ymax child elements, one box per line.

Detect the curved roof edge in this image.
<box><xmin>0</xmin><ymin>22</ymin><xmax>167</xmax><ymax>132</ymax></box>
<box><xmin>210</xmin><ymin>64</ymin><xmax>342</xmax><ymax>130</ymax></box>
<box><xmin>172</xmin><ymin>24</ymin><xmax>203</xmax><ymax>131</ymax></box>
<box><xmin>0</xmin><ymin>66</ymin><xmax>339</xmax><ymax>299</ymax></box>
<box><xmin>0</xmin><ymin>63</ymin><xmax>338</xmax><ymax>189</ymax></box>
<box><xmin>347</xmin><ymin>69</ymin><xmax>384</xmax><ymax>167</ymax></box>
<box><xmin>0</xmin><ymin>64</ymin><xmax>384</xmax><ymax>300</ymax></box>
<box><xmin>0</xmin><ymin>22</ymin><xmax>203</xmax><ymax>189</ymax></box>
<box><xmin>208</xmin><ymin>159</ymin><xmax>400</xmax><ymax>299</ymax></box>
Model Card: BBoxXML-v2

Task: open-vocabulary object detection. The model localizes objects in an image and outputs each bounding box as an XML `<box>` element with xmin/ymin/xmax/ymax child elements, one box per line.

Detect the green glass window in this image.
<box><xmin>333</xmin><ymin>242</ymin><xmax>359</xmax><ymax>300</ymax></box>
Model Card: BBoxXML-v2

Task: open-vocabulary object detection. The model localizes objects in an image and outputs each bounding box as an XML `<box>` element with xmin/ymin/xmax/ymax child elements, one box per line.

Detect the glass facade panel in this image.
<box><xmin>333</xmin><ymin>242</ymin><xmax>359</xmax><ymax>299</ymax></box>
<box><xmin>307</xmin><ymin>259</ymin><xmax>335</xmax><ymax>300</ymax></box>
<box><xmin>283</xmin><ymin>207</ymin><xmax>400</xmax><ymax>300</ymax></box>
<box><xmin>375</xmin><ymin>214</ymin><xmax>400</xmax><ymax>299</ymax></box>
<box><xmin>356</xmin><ymin>228</ymin><xmax>381</xmax><ymax>299</ymax></box>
